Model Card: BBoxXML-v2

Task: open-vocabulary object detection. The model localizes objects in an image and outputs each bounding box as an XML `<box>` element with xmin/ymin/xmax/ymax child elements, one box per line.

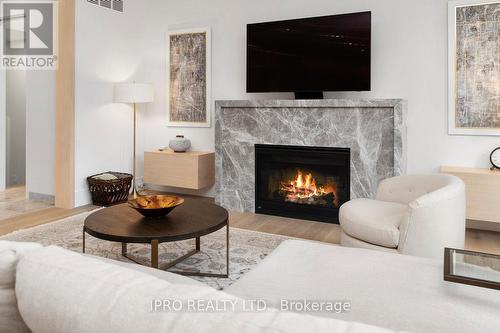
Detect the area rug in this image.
<box><xmin>1</xmin><ymin>211</ymin><xmax>291</xmax><ymax>289</ymax></box>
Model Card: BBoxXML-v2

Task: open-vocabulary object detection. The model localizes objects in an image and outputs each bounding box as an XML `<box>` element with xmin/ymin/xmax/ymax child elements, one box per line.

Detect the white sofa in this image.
<box><xmin>3</xmin><ymin>239</ymin><xmax>500</xmax><ymax>333</ymax></box>
<box><xmin>0</xmin><ymin>240</ymin><xmax>397</xmax><ymax>333</ymax></box>
<box><xmin>339</xmin><ymin>174</ymin><xmax>466</xmax><ymax>259</ymax></box>
<box><xmin>227</xmin><ymin>240</ymin><xmax>500</xmax><ymax>333</ymax></box>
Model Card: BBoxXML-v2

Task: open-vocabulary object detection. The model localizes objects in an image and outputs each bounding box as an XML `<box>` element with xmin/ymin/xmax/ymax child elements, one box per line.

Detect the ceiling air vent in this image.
<box><xmin>113</xmin><ymin>0</ymin><xmax>123</xmax><ymax>12</ymax></box>
<box><xmin>87</xmin><ymin>0</ymin><xmax>123</xmax><ymax>12</ymax></box>
<box><xmin>99</xmin><ymin>0</ymin><xmax>112</xmax><ymax>9</ymax></box>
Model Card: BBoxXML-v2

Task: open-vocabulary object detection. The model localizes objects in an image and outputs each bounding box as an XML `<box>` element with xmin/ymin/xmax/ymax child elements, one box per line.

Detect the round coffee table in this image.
<box><xmin>83</xmin><ymin>198</ymin><xmax>229</xmax><ymax>277</ymax></box>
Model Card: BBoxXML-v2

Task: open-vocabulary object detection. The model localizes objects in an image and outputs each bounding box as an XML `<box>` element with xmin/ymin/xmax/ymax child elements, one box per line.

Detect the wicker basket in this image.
<box><xmin>87</xmin><ymin>172</ymin><xmax>133</xmax><ymax>206</ymax></box>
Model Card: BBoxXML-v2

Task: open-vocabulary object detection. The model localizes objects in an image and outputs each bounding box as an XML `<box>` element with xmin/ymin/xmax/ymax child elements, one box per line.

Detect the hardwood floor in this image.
<box><xmin>229</xmin><ymin>211</ymin><xmax>341</xmax><ymax>244</ymax></box>
<box><xmin>0</xmin><ymin>186</ymin><xmax>95</xmax><ymax>236</ymax></box>
<box><xmin>0</xmin><ymin>205</ymin><xmax>96</xmax><ymax>236</ymax></box>
<box><xmin>0</xmin><ymin>186</ymin><xmax>53</xmax><ymax>220</ymax></box>
<box><xmin>465</xmin><ymin>229</ymin><xmax>500</xmax><ymax>255</ymax></box>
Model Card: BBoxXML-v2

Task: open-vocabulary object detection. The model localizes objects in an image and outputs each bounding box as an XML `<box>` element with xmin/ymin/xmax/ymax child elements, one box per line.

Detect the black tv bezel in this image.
<box><xmin>246</xmin><ymin>11</ymin><xmax>372</xmax><ymax>94</ymax></box>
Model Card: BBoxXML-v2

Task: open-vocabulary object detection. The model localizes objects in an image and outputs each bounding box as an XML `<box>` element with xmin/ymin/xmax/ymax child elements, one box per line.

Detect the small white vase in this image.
<box><xmin>169</xmin><ymin>135</ymin><xmax>191</xmax><ymax>152</ymax></box>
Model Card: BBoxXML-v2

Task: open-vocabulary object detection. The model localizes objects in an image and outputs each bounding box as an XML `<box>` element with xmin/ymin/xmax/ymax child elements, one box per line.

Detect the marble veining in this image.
<box><xmin>215</xmin><ymin>99</ymin><xmax>407</xmax><ymax>213</ymax></box>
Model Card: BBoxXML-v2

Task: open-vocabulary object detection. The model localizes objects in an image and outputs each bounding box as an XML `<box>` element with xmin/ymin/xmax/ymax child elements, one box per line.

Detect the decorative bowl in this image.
<box><xmin>128</xmin><ymin>195</ymin><xmax>184</xmax><ymax>218</ymax></box>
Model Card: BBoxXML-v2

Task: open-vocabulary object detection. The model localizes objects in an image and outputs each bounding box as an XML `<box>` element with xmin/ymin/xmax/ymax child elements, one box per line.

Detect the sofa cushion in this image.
<box><xmin>0</xmin><ymin>241</ymin><xmax>42</xmax><ymax>333</ymax></box>
<box><xmin>339</xmin><ymin>198</ymin><xmax>407</xmax><ymax>248</ymax></box>
<box><xmin>226</xmin><ymin>240</ymin><xmax>500</xmax><ymax>333</ymax></box>
<box><xmin>15</xmin><ymin>245</ymin><xmax>397</xmax><ymax>333</ymax></box>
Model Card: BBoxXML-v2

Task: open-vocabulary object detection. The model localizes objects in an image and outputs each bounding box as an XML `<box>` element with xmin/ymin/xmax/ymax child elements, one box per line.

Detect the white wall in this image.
<box><xmin>0</xmin><ymin>70</ymin><xmax>5</xmax><ymax>191</ymax></box>
<box><xmin>74</xmin><ymin>3</ymin><xmax>143</xmax><ymax>206</ymax></box>
<box><xmin>6</xmin><ymin>69</ymin><xmax>26</xmax><ymax>187</ymax></box>
<box><xmin>25</xmin><ymin>70</ymin><xmax>55</xmax><ymax>197</ymax></box>
<box><xmin>74</xmin><ymin>0</ymin><xmax>500</xmax><ymax>205</ymax></box>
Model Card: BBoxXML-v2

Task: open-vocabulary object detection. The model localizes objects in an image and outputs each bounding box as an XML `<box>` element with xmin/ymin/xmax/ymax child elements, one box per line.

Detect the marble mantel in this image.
<box><xmin>215</xmin><ymin>99</ymin><xmax>407</xmax><ymax>213</ymax></box>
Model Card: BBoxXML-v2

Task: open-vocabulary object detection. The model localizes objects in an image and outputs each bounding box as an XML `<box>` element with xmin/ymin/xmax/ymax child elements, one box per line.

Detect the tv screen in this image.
<box><xmin>247</xmin><ymin>12</ymin><xmax>371</xmax><ymax>93</ymax></box>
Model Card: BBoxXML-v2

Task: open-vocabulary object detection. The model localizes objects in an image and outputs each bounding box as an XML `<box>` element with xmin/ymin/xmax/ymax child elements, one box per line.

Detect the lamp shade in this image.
<box><xmin>114</xmin><ymin>83</ymin><xmax>154</xmax><ymax>104</ymax></box>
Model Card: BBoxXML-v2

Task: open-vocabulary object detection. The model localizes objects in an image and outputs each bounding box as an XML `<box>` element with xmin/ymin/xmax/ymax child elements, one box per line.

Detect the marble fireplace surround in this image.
<box><xmin>215</xmin><ymin>99</ymin><xmax>407</xmax><ymax>213</ymax></box>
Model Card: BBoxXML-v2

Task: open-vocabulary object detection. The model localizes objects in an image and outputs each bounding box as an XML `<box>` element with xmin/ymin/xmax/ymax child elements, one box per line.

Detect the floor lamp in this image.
<box><xmin>114</xmin><ymin>83</ymin><xmax>154</xmax><ymax>198</ymax></box>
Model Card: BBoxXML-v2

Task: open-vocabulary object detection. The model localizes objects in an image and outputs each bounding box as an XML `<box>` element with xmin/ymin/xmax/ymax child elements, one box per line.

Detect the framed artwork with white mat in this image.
<box><xmin>166</xmin><ymin>27</ymin><xmax>211</xmax><ymax>128</ymax></box>
<box><xmin>448</xmin><ymin>0</ymin><xmax>500</xmax><ymax>136</ymax></box>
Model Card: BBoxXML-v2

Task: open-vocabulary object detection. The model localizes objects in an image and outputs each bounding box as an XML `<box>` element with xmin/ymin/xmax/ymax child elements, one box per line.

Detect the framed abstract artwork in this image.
<box><xmin>166</xmin><ymin>27</ymin><xmax>211</xmax><ymax>127</ymax></box>
<box><xmin>448</xmin><ymin>0</ymin><xmax>500</xmax><ymax>136</ymax></box>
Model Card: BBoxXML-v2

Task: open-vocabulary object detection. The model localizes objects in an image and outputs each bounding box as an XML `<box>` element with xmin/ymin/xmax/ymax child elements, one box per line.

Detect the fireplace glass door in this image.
<box><xmin>255</xmin><ymin>144</ymin><xmax>350</xmax><ymax>224</ymax></box>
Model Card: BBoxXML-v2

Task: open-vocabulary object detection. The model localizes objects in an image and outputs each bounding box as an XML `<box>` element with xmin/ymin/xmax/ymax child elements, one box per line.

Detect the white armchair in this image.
<box><xmin>339</xmin><ymin>174</ymin><xmax>466</xmax><ymax>259</ymax></box>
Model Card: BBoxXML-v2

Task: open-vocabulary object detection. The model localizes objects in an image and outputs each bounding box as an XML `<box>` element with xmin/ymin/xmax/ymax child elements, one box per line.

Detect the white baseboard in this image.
<box><xmin>29</xmin><ymin>192</ymin><xmax>55</xmax><ymax>205</ymax></box>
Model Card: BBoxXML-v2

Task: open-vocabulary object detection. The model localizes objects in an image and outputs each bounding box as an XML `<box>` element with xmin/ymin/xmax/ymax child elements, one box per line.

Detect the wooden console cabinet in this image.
<box><xmin>441</xmin><ymin>166</ymin><xmax>500</xmax><ymax>230</ymax></box>
<box><xmin>144</xmin><ymin>151</ymin><xmax>215</xmax><ymax>190</ymax></box>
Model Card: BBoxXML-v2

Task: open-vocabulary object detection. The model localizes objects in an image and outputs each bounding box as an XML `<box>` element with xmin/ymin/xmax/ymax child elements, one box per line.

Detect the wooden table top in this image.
<box><xmin>84</xmin><ymin>198</ymin><xmax>228</xmax><ymax>244</ymax></box>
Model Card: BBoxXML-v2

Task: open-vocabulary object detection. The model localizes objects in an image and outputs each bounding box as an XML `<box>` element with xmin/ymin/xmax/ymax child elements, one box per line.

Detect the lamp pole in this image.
<box><xmin>114</xmin><ymin>82</ymin><xmax>153</xmax><ymax>199</ymax></box>
<box><xmin>132</xmin><ymin>101</ymin><xmax>138</xmax><ymax>198</ymax></box>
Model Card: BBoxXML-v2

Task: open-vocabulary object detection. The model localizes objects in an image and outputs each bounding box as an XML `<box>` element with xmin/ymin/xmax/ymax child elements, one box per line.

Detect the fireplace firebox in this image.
<box><xmin>255</xmin><ymin>144</ymin><xmax>350</xmax><ymax>224</ymax></box>
<box><xmin>255</xmin><ymin>144</ymin><xmax>351</xmax><ymax>223</ymax></box>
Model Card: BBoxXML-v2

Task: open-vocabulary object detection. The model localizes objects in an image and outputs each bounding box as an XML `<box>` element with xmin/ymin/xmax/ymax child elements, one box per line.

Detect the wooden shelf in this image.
<box><xmin>441</xmin><ymin>166</ymin><xmax>500</xmax><ymax>176</ymax></box>
<box><xmin>144</xmin><ymin>150</ymin><xmax>215</xmax><ymax>190</ymax></box>
<box><xmin>441</xmin><ymin>166</ymin><xmax>500</xmax><ymax>225</ymax></box>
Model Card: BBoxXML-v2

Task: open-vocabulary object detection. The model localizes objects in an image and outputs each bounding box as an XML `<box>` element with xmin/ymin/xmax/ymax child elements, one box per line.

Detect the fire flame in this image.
<box><xmin>280</xmin><ymin>170</ymin><xmax>338</xmax><ymax>205</ymax></box>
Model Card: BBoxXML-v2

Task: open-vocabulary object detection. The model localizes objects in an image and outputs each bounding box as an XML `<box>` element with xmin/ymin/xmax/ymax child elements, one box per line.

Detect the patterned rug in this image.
<box><xmin>1</xmin><ymin>211</ymin><xmax>290</xmax><ymax>289</ymax></box>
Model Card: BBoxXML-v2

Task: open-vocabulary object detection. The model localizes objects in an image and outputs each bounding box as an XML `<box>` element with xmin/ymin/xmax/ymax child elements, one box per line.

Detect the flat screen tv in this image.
<box><xmin>247</xmin><ymin>12</ymin><xmax>371</xmax><ymax>95</ymax></box>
